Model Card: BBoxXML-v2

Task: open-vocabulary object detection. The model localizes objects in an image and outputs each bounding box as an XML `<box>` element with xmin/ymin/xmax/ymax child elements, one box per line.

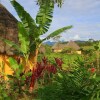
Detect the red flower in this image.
<box><xmin>29</xmin><ymin>75</ymin><xmax>36</xmax><ymax>92</ymax></box>
<box><xmin>34</xmin><ymin>62</ymin><xmax>45</xmax><ymax>78</ymax></box>
<box><xmin>42</xmin><ymin>56</ymin><xmax>48</xmax><ymax>64</ymax></box>
<box><xmin>46</xmin><ymin>63</ymin><xmax>57</xmax><ymax>74</ymax></box>
<box><xmin>90</xmin><ymin>68</ymin><xmax>96</xmax><ymax>73</ymax></box>
<box><xmin>30</xmin><ymin>62</ymin><xmax>45</xmax><ymax>90</ymax></box>
<box><xmin>55</xmin><ymin>58</ymin><xmax>63</xmax><ymax>68</ymax></box>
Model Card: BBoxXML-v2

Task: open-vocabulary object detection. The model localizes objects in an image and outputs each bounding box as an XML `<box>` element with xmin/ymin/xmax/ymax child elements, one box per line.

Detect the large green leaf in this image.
<box><xmin>10</xmin><ymin>0</ymin><xmax>38</xmax><ymax>37</ymax></box>
<box><xmin>18</xmin><ymin>22</ymin><xmax>30</xmax><ymax>54</ymax></box>
<box><xmin>36</xmin><ymin>0</ymin><xmax>54</xmax><ymax>35</ymax></box>
<box><xmin>42</xmin><ymin>25</ymin><xmax>72</xmax><ymax>41</ymax></box>
<box><xmin>54</xmin><ymin>0</ymin><xmax>64</xmax><ymax>7</ymax></box>
<box><xmin>9</xmin><ymin>57</ymin><xmax>19</xmax><ymax>71</ymax></box>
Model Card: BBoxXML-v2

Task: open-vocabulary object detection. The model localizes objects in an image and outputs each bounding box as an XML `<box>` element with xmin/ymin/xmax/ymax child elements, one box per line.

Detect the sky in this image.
<box><xmin>1</xmin><ymin>0</ymin><xmax>100</xmax><ymax>41</ymax></box>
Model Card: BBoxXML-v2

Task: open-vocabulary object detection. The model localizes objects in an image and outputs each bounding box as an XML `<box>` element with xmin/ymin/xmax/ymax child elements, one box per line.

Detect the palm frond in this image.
<box><xmin>36</xmin><ymin>0</ymin><xmax>54</xmax><ymax>35</ymax></box>
<box><xmin>18</xmin><ymin>22</ymin><xmax>30</xmax><ymax>54</ymax></box>
<box><xmin>37</xmin><ymin>0</ymin><xmax>63</xmax><ymax>7</ymax></box>
<box><xmin>10</xmin><ymin>0</ymin><xmax>38</xmax><ymax>37</ymax></box>
<box><xmin>42</xmin><ymin>25</ymin><xmax>72</xmax><ymax>41</ymax></box>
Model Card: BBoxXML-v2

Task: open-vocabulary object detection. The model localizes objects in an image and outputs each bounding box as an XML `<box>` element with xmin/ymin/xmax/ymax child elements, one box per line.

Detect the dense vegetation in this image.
<box><xmin>0</xmin><ymin>0</ymin><xmax>100</xmax><ymax>100</ymax></box>
<box><xmin>0</xmin><ymin>40</ymin><xmax>100</xmax><ymax>99</ymax></box>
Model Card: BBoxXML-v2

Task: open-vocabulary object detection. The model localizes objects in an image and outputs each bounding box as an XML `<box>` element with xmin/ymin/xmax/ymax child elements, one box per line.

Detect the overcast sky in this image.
<box><xmin>1</xmin><ymin>0</ymin><xmax>100</xmax><ymax>41</ymax></box>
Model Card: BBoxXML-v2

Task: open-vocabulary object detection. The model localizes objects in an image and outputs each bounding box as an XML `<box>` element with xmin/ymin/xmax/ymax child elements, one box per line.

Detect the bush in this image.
<box><xmin>35</xmin><ymin>58</ymin><xmax>100</xmax><ymax>100</ymax></box>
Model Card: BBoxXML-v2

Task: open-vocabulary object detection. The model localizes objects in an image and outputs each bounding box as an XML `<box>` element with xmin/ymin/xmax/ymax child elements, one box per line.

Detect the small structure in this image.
<box><xmin>65</xmin><ymin>41</ymin><xmax>81</xmax><ymax>54</ymax></box>
<box><xmin>52</xmin><ymin>41</ymin><xmax>81</xmax><ymax>54</ymax></box>
<box><xmin>0</xmin><ymin>3</ymin><xmax>18</xmax><ymax>55</ymax></box>
<box><xmin>0</xmin><ymin>3</ymin><xmax>18</xmax><ymax>77</ymax></box>
<box><xmin>52</xmin><ymin>42</ymin><xmax>66</xmax><ymax>52</ymax></box>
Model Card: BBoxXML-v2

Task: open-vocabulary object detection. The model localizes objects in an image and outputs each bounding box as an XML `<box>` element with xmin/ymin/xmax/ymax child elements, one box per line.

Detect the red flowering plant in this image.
<box><xmin>89</xmin><ymin>67</ymin><xmax>96</xmax><ymax>73</ymax></box>
<box><xmin>34</xmin><ymin>57</ymin><xmax>100</xmax><ymax>100</ymax></box>
<box><xmin>55</xmin><ymin>58</ymin><xmax>63</xmax><ymax>69</ymax></box>
<box><xmin>29</xmin><ymin>57</ymin><xmax>63</xmax><ymax>91</ymax></box>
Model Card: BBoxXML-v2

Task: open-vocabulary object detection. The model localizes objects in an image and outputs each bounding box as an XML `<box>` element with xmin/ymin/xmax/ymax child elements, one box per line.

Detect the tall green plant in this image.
<box><xmin>8</xmin><ymin>0</ymin><xmax>72</xmax><ymax>70</ymax></box>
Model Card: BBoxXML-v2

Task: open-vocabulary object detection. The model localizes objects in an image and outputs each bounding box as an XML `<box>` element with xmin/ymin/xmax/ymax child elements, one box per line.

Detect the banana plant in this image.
<box><xmin>8</xmin><ymin>0</ymin><xmax>72</xmax><ymax>71</ymax></box>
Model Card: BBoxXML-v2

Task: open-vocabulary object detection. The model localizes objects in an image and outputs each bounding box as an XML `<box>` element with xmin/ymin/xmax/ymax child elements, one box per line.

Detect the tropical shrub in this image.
<box><xmin>30</xmin><ymin>57</ymin><xmax>63</xmax><ymax>91</ymax></box>
<box><xmin>0</xmin><ymin>56</ymin><xmax>63</xmax><ymax>99</ymax></box>
<box><xmin>34</xmin><ymin>57</ymin><xmax>100</xmax><ymax>100</ymax></box>
<box><xmin>0</xmin><ymin>75</ymin><xmax>10</xmax><ymax>99</ymax></box>
<box><xmin>0</xmin><ymin>57</ymin><xmax>33</xmax><ymax>100</ymax></box>
<box><xmin>3</xmin><ymin>0</ymin><xmax>72</xmax><ymax>72</ymax></box>
<box><xmin>0</xmin><ymin>0</ymin><xmax>72</xmax><ymax>92</ymax></box>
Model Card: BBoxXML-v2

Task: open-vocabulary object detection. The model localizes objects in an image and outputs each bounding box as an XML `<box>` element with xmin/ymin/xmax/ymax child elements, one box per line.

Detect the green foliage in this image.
<box><xmin>7</xmin><ymin>57</ymin><xmax>32</xmax><ymax>99</ymax></box>
<box><xmin>10</xmin><ymin>0</ymin><xmax>39</xmax><ymax>53</ymax></box>
<box><xmin>9</xmin><ymin>57</ymin><xmax>20</xmax><ymax>70</ymax></box>
<box><xmin>35</xmin><ymin>58</ymin><xmax>100</xmax><ymax>100</ymax></box>
<box><xmin>42</xmin><ymin>25</ymin><xmax>72</xmax><ymax>41</ymax></box>
<box><xmin>94</xmin><ymin>41</ymin><xmax>100</xmax><ymax>50</ymax></box>
<box><xmin>44</xmin><ymin>44</ymin><xmax>52</xmax><ymax>54</ymax></box>
<box><xmin>1</xmin><ymin>0</ymin><xmax>100</xmax><ymax>100</ymax></box>
<box><xmin>0</xmin><ymin>0</ymin><xmax>72</xmax><ymax>71</ymax></box>
<box><xmin>18</xmin><ymin>22</ymin><xmax>30</xmax><ymax>54</ymax></box>
<box><xmin>37</xmin><ymin>0</ymin><xmax>64</xmax><ymax>7</ymax></box>
<box><xmin>36</xmin><ymin>49</ymin><xmax>100</xmax><ymax>99</ymax></box>
<box><xmin>36</xmin><ymin>0</ymin><xmax>54</xmax><ymax>35</ymax></box>
<box><xmin>38</xmin><ymin>52</ymin><xmax>81</xmax><ymax>69</ymax></box>
<box><xmin>0</xmin><ymin>78</ymin><xmax>10</xmax><ymax>100</ymax></box>
<box><xmin>10</xmin><ymin>0</ymin><xmax>72</xmax><ymax>51</ymax></box>
<box><xmin>11</xmin><ymin>0</ymin><xmax>37</xmax><ymax>37</ymax></box>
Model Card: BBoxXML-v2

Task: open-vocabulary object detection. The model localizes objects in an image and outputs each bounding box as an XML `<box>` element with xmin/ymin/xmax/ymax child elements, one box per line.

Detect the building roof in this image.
<box><xmin>52</xmin><ymin>42</ymin><xmax>66</xmax><ymax>50</ymax></box>
<box><xmin>66</xmin><ymin>41</ymin><xmax>80</xmax><ymax>50</ymax></box>
<box><xmin>0</xmin><ymin>4</ymin><xmax>18</xmax><ymax>24</ymax></box>
<box><xmin>0</xmin><ymin>3</ymin><xmax>18</xmax><ymax>55</ymax></box>
<box><xmin>52</xmin><ymin>41</ymin><xmax>80</xmax><ymax>51</ymax></box>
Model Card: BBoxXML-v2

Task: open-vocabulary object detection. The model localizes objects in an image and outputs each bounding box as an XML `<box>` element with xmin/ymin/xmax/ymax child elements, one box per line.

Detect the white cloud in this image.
<box><xmin>73</xmin><ymin>34</ymin><xmax>80</xmax><ymax>40</ymax></box>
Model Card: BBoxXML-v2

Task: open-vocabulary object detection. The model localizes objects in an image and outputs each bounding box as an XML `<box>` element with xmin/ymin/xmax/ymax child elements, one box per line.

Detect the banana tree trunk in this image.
<box><xmin>22</xmin><ymin>47</ymin><xmax>39</xmax><ymax>72</ymax></box>
<box><xmin>29</xmin><ymin>48</ymin><xmax>39</xmax><ymax>92</ymax></box>
<box><xmin>29</xmin><ymin>48</ymin><xmax>39</xmax><ymax>70</ymax></box>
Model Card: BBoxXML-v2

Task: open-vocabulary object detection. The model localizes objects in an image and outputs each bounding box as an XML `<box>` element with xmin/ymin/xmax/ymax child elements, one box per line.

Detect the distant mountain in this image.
<box><xmin>74</xmin><ymin>40</ymin><xmax>86</xmax><ymax>43</ymax></box>
<box><xmin>44</xmin><ymin>41</ymin><xmax>55</xmax><ymax>45</ymax></box>
<box><xmin>44</xmin><ymin>40</ymin><xmax>87</xmax><ymax>46</ymax></box>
